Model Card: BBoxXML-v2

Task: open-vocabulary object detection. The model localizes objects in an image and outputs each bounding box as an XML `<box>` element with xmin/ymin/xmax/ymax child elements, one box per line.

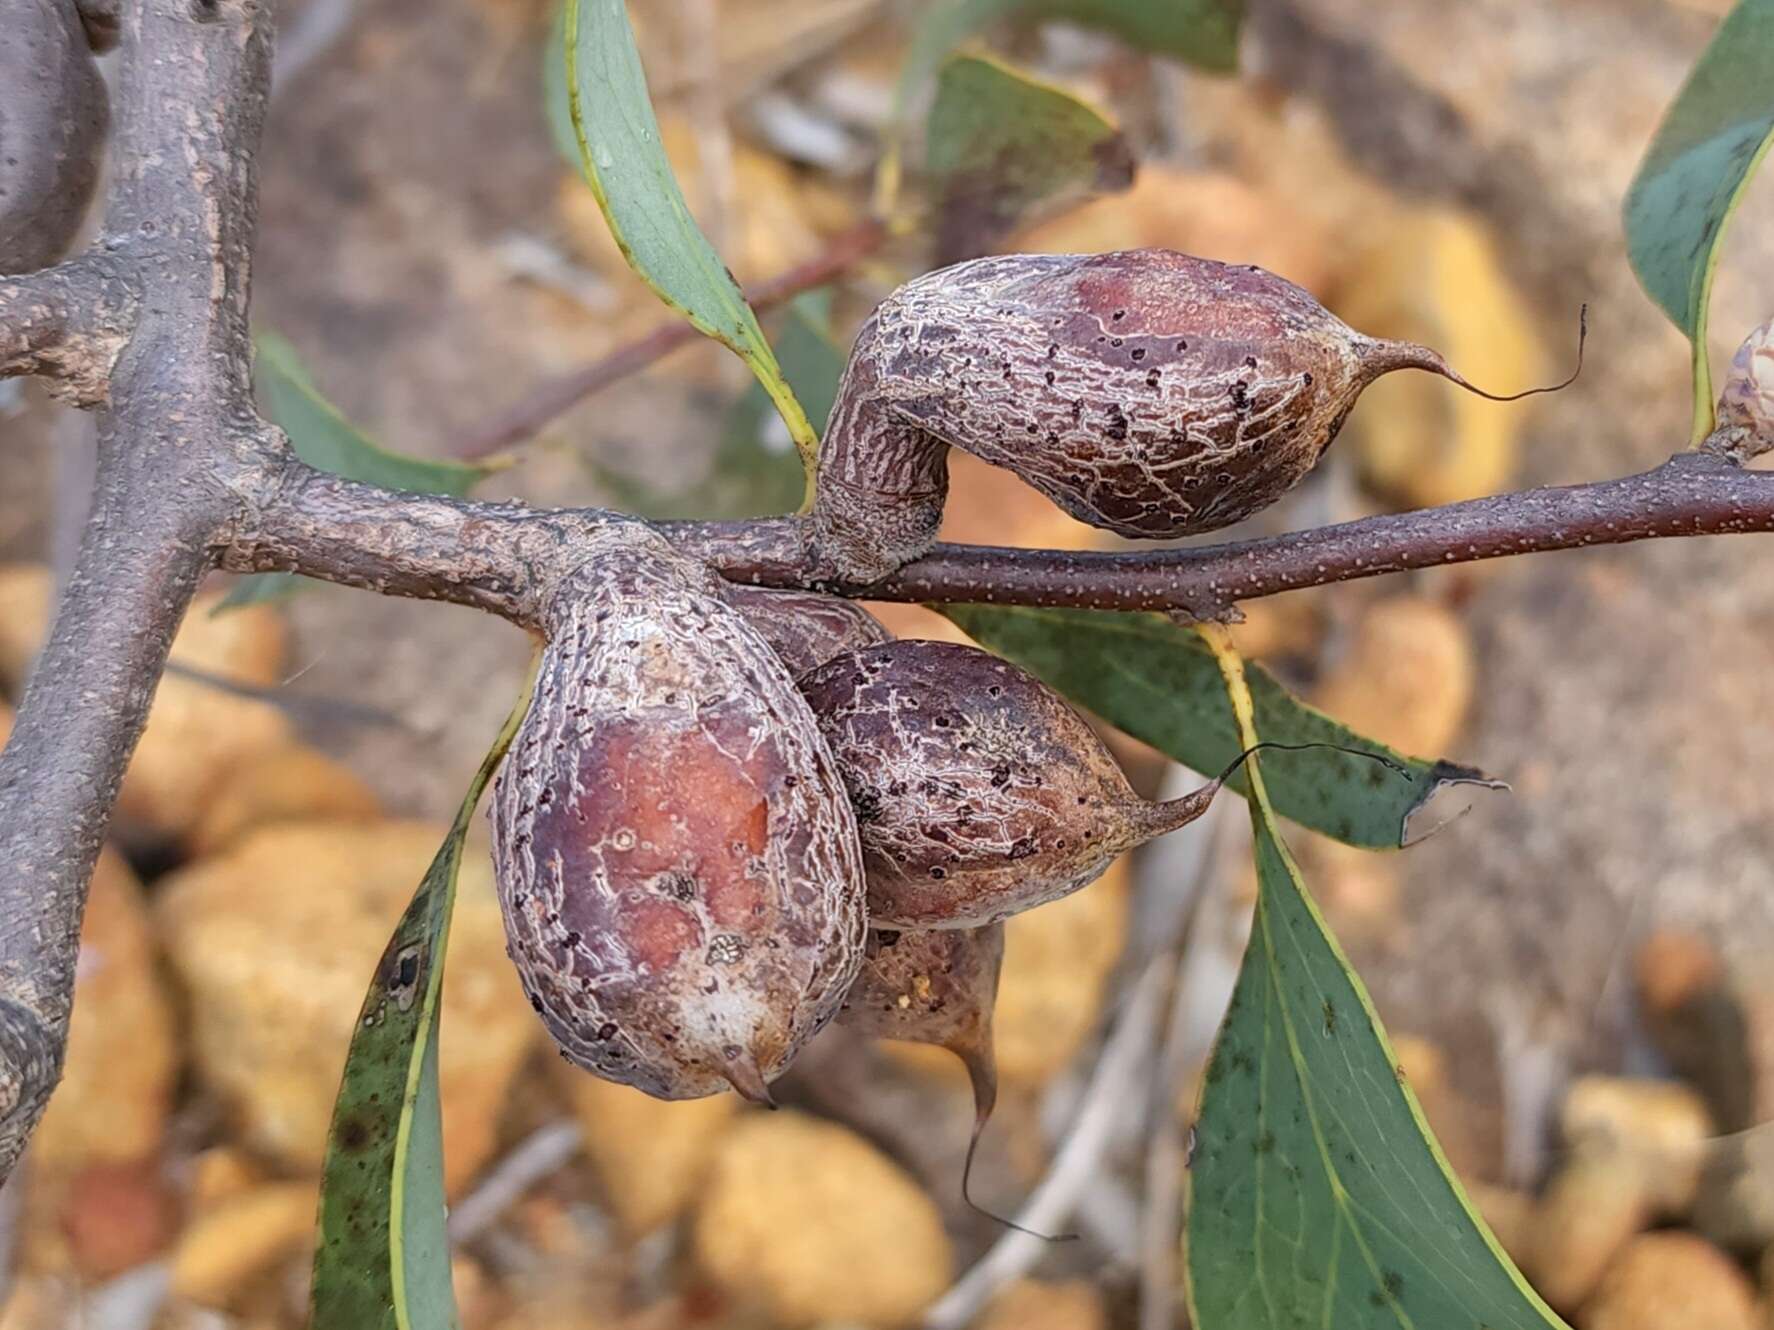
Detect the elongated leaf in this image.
<box><xmin>1624</xmin><ymin>0</ymin><xmax>1774</xmax><ymax>440</ymax></box>
<box><xmin>564</xmin><ymin>0</ymin><xmax>817</xmax><ymax>485</ymax></box>
<box><xmin>926</xmin><ymin>52</ymin><xmax>1133</xmax><ymax>263</ymax></box>
<box><xmin>941</xmin><ymin>605</ymin><xmax>1495</xmax><ymax>848</ymax></box>
<box><xmin>543</xmin><ymin>2</ymin><xmax>578</xmax><ymax>168</ymax></box>
<box><xmin>1185</xmin><ymin>628</ymin><xmax>1564</xmax><ymax>1330</ymax></box>
<box><xmin>259</xmin><ymin>334</ymin><xmax>493</xmax><ymax>495</ymax></box>
<box><xmin>229</xmin><ymin>336</ymin><xmax>498</xmax><ymax>610</ymax></box>
<box><xmin>308</xmin><ymin>666</ymin><xmax>536</xmax><ymax>1330</ymax></box>
<box><xmin>594</xmin><ymin>293</ymin><xmax>840</xmax><ymax>519</ymax></box>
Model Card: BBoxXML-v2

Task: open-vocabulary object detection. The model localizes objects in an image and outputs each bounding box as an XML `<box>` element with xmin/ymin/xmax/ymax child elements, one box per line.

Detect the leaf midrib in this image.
<box><xmin>1253</xmin><ymin>859</ymin><xmax>1417</xmax><ymax>1330</ymax></box>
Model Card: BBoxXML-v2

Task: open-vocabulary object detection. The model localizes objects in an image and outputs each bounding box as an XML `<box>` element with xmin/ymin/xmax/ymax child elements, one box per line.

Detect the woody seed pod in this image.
<box><xmin>723</xmin><ymin>584</ymin><xmax>892</xmax><ymax>679</ymax></box>
<box><xmin>798</xmin><ymin>639</ymin><xmax>1229</xmax><ymax>928</ymax></box>
<box><xmin>838</xmin><ymin>923</ymin><xmax>1003</xmax><ymax>1126</ymax></box>
<box><xmin>1710</xmin><ymin>316</ymin><xmax>1774</xmax><ymax>463</ymax></box>
<box><xmin>490</xmin><ymin>526</ymin><xmax>868</xmax><ymax>1103</ymax></box>
<box><xmin>812</xmin><ymin>248</ymin><xmax>1578</xmax><ymax>583</ymax></box>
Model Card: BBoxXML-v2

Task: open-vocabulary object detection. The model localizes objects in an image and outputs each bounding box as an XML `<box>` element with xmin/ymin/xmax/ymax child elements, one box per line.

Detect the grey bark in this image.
<box><xmin>0</xmin><ymin>0</ymin><xmax>277</xmax><ymax>1180</ymax></box>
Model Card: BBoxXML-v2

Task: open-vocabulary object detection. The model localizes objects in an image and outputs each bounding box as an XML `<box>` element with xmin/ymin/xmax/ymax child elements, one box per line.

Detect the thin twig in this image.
<box><xmin>1140</xmin><ymin>794</ymin><xmax>1233</xmax><ymax>1330</ymax></box>
<box><xmin>0</xmin><ymin>0</ymin><xmax>279</xmax><ymax>1185</ymax></box>
<box><xmin>224</xmin><ymin>450</ymin><xmax>1774</xmax><ymax>625</ymax></box>
<box><xmin>923</xmin><ymin>806</ymin><xmax>1226</xmax><ymax>1330</ymax></box>
<box><xmin>444</xmin><ymin>217</ymin><xmax>887</xmax><ymax>460</ymax></box>
<box><xmin>447</xmin><ymin>1119</ymin><xmax>584</xmax><ymax>1244</ymax></box>
<box><xmin>922</xmin><ymin>956</ymin><xmax>1175</xmax><ymax>1330</ymax></box>
<box><xmin>164</xmin><ymin>659</ymin><xmax>411</xmax><ymax>731</ymax></box>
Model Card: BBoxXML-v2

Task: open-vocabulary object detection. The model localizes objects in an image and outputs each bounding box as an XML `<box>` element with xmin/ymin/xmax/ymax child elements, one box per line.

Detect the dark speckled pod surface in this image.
<box><xmin>799</xmin><ymin>640</ymin><xmax>1223</xmax><ymax>928</ymax></box>
<box><xmin>490</xmin><ymin>527</ymin><xmax>867</xmax><ymax>1101</ymax></box>
<box><xmin>812</xmin><ymin>249</ymin><xmax>1400</xmax><ymax>583</ymax></box>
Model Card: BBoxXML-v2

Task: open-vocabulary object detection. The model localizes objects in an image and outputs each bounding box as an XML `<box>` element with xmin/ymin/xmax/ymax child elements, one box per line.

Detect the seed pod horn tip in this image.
<box><xmin>722</xmin><ymin>1051</ymin><xmax>778</xmax><ymax>1109</ymax></box>
<box><xmin>960</xmin><ymin>1117</ymin><xmax>1077</xmax><ymax>1243</ymax></box>
<box><xmin>1360</xmin><ymin>302</ymin><xmax>1587</xmax><ymax>402</ymax></box>
<box><xmin>965</xmin><ymin>1035</ymin><xmax>1071</xmax><ymax>1248</ymax></box>
<box><xmin>1124</xmin><ymin>740</ymin><xmax>1411</xmax><ymax>847</ymax></box>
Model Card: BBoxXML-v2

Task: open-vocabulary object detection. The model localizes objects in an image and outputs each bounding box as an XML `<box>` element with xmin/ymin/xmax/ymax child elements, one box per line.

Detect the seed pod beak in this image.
<box><xmin>721</xmin><ymin>1051</ymin><xmax>778</xmax><ymax>1108</ymax></box>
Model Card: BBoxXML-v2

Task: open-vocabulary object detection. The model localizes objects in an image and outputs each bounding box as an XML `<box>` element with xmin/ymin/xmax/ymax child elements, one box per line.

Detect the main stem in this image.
<box><xmin>222</xmin><ymin>449</ymin><xmax>1774</xmax><ymax>624</ymax></box>
<box><xmin>0</xmin><ymin>0</ymin><xmax>279</xmax><ymax>1182</ymax></box>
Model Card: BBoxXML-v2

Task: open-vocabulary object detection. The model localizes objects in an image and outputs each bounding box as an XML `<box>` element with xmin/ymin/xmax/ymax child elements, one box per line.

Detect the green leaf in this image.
<box><xmin>880</xmin><ymin>0</ymin><xmax>1239</xmax><ymax>212</ymax></box>
<box><xmin>593</xmin><ymin>294</ymin><xmax>842</xmax><ymax>520</ymax></box>
<box><xmin>307</xmin><ymin>667</ymin><xmax>536</xmax><ymax>1330</ymax></box>
<box><xmin>925</xmin><ymin>52</ymin><xmax>1134</xmax><ymax>263</ymax></box>
<box><xmin>1624</xmin><ymin>0</ymin><xmax>1774</xmax><ymax>441</ymax></box>
<box><xmin>228</xmin><ymin>335</ymin><xmax>498</xmax><ymax>610</ymax></box>
<box><xmin>1041</xmin><ymin>0</ymin><xmax>1243</xmax><ymax>66</ymax></box>
<box><xmin>906</xmin><ymin>0</ymin><xmax>1241</xmax><ymax>98</ymax></box>
<box><xmin>563</xmin><ymin>0</ymin><xmax>817</xmax><ymax>487</ymax></box>
<box><xmin>940</xmin><ymin>605</ymin><xmax>1496</xmax><ymax>849</ymax></box>
<box><xmin>259</xmin><ymin>334</ymin><xmax>493</xmax><ymax>495</ymax></box>
<box><xmin>1185</xmin><ymin>629</ymin><xmax>1565</xmax><ymax>1330</ymax></box>
<box><xmin>543</xmin><ymin>2</ymin><xmax>578</xmax><ymax>169</ymax></box>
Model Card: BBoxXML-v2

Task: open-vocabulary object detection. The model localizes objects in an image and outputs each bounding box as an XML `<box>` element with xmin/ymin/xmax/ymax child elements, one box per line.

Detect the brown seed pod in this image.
<box><xmin>490</xmin><ymin>526</ymin><xmax>868</xmax><ymax>1103</ymax></box>
<box><xmin>0</xmin><ymin>0</ymin><xmax>107</xmax><ymax>273</ymax></box>
<box><xmin>812</xmin><ymin>248</ymin><xmax>1581</xmax><ymax>583</ymax></box>
<box><xmin>798</xmin><ymin>639</ymin><xmax>1231</xmax><ymax>929</ymax></box>
<box><xmin>723</xmin><ymin>584</ymin><xmax>892</xmax><ymax>679</ymax></box>
<box><xmin>838</xmin><ymin>923</ymin><xmax>1003</xmax><ymax>1125</ymax></box>
<box><xmin>839</xmin><ymin>923</ymin><xmax>1042</xmax><ymax>1233</ymax></box>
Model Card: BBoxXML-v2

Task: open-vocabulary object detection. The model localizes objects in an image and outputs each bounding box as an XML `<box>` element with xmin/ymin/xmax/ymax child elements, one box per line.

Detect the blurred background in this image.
<box><xmin>5</xmin><ymin>0</ymin><xmax>1774</xmax><ymax>1326</ymax></box>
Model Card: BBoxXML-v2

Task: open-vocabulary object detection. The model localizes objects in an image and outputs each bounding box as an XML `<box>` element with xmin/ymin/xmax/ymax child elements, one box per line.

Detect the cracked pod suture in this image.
<box><xmin>811</xmin><ymin>248</ymin><xmax>1580</xmax><ymax>583</ymax></box>
<box><xmin>799</xmin><ymin>639</ymin><xmax>1235</xmax><ymax>928</ymax></box>
<box><xmin>490</xmin><ymin>526</ymin><xmax>867</xmax><ymax>1103</ymax></box>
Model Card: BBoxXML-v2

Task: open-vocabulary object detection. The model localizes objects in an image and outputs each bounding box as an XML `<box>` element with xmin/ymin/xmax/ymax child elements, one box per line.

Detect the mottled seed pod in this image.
<box><xmin>490</xmin><ymin>526</ymin><xmax>868</xmax><ymax>1102</ymax></box>
<box><xmin>0</xmin><ymin>0</ymin><xmax>106</xmax><ymax>273</ymax></box>
<box><xmin>838</xmin><ymin>923</ymin><xmax>1003</xmax><ymax>1127</ymax></box>
<box><xmin>798</xmin><ymin>640</ymin><xmax>1229</xmax><ymax>928</ymax></box>
<box><xmin>1710</xmin><ymin>316</ymin><xmax>1774</xmax><ymax>464</ymax></box>
<box><xmin>812</xmin><ymin>249</ymin><xmax>1577</xmax><ymax>583</ymax></box>
<box><xmin>723</xmin><ymin>584</ymin><xmax>892</xmax><ymax>679</ymax></box>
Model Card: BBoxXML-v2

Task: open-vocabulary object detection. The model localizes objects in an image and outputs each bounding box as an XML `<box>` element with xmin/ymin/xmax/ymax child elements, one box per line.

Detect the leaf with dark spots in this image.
<box><xmin>892</xmin><ymin>0</ymin><xmax>1242</xmax><ymax>193</ymax></box>
<box><xmin>308</xmin><ymin>663</ymin><xmax>537</xmax><ymax>1330</ymax></box>
<box><xmin>1186</xmin><ymin>632</ymin><xmax>1564</xmax><ymax>1330</ymax></box>
<box><xmin>333</xmin><ymin>1114</ymin><xmax>378</xmax><ymax>1155</ymax></box>
<box><xmin>941</xmin><ymin>605</ymin><xmax>1497</xmax><ymax>849</ymax></box>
